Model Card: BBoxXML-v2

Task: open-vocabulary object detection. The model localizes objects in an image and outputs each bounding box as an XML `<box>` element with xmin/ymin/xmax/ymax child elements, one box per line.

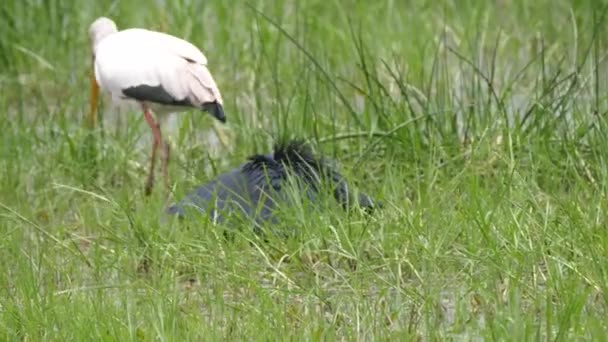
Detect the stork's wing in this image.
<box><xmin>94</xmin><ymin>28</ymin><xmax>223</xmax><ymax>111</ymax></box>
<box><xmin>145</xmin><ymin>53</ymin><xmax>223</xmax><ymax>110</ymax></box>
<box><xmin>115</xmin><ymin>28</ymin><xmax>219</xmax><ymax>102</ymax></box>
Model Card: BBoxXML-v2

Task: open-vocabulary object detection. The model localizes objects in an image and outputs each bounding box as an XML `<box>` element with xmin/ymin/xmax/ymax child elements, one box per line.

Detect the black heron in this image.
<box><xmin>167</xmin><ymin>140</ymin><xmax>380</xmax><ymax>231</ymax></box>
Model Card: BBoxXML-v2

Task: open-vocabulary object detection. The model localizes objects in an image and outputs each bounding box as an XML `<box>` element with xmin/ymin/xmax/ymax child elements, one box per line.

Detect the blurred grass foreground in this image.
<box><xmin>2</xmin><ymin>0</ymin><xmax>608</xmax><ymax>340</ymax></box>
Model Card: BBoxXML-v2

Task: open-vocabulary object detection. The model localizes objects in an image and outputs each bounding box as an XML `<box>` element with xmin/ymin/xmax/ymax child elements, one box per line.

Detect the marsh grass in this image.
<box><xmin>2</xmin><ymin>0</ymin><xmax>608</xmax><ymax>339</ymax></box>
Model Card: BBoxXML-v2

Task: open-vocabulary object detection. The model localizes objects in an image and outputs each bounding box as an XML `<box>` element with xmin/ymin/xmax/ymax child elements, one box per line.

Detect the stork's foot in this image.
<box><xmin>144</xmin><ymin>140</ymin><xmax>158</xmax><ymax>196</ymax></box>
<box><xmin>161</xmin><ymin>142</ymin><xmax>171</xmax><ymax>193</ymax></box>
<box><xmin>144</xmin><ymin>174</ymin><xmax>155</xmax><ymax>196</ymax></box>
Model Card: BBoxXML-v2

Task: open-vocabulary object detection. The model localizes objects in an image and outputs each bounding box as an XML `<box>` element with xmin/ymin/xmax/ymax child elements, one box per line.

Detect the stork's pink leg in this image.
<box><xmin>143</xmin><ymin>105</ymin><xmax>162</xmax><ymax>196</ymax></box>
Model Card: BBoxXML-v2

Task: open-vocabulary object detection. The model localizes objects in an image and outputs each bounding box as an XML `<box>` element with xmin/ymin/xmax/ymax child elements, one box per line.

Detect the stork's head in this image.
<box><xmin>88</xmin><ymin>17</ymin><xmax>118</xmax><ymax>51</ymax></box>
<box><xmin>87</xmin><ymin>17</ymin><xmax>117</xmax><ymax>129</ymax></box>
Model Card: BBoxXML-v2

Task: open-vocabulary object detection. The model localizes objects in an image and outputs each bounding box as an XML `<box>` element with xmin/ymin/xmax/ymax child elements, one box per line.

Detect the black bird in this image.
<box><xmin>167</xmin><ymin>140</ymin><xmax>380</xmax><ymax>230</ymax></box>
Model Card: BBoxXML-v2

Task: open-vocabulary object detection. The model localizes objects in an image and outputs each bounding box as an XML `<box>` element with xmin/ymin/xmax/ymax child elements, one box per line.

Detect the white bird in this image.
<box><xmin>87</xmin><ymin>17</ymin><xmax>226</xmax><ymax>196</ymax></box>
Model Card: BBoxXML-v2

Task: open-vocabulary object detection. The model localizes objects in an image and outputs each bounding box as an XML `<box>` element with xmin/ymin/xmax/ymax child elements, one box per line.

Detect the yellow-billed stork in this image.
<box><xmin>88</xmin><ymin>17</ymin><xmax>226</xmax><ymax>195</ymax></box>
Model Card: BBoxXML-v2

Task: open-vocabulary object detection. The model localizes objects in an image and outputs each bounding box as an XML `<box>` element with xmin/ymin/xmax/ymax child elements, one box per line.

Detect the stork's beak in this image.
<box><xmin>88</xmin><ymin>62</ymin><xmax>99</xmax><ymax>129</ymax></box>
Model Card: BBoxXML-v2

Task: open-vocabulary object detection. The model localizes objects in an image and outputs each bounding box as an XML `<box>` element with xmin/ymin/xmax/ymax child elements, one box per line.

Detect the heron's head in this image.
<box><xmin>88</xmin><ymin>17</ymin><xmax>118</xmax><ymax>51</ymax></box>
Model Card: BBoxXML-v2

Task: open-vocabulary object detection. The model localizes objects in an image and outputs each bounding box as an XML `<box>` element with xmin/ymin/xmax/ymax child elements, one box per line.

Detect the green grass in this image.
<box><xmin>2</xmin><ymin>0</ymin><xmax>608</xmax><ymax>339</ymax></box>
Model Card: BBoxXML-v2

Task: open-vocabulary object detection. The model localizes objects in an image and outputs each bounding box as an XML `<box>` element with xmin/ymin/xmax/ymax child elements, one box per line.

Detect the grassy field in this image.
<box><xmin>2</xmin><ymin>0</ymin><xmax>608</xmax><ymax>339</ymax></box>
